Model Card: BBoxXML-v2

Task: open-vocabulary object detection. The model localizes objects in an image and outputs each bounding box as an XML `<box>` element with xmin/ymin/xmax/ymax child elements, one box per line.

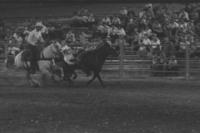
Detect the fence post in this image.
<box><xmin>119</xmin><ymin>39</ymin><xmax>124</xmax><ymax>78</ymax></box>
<box><xmin>185</xmin><ymin>44</ymin><xmax>190</xmax><ymax>80</ymax></box>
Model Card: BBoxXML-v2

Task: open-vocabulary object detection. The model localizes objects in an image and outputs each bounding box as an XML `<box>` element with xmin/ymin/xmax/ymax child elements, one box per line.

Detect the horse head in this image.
<box><xmin>43</xmin><ymin>40</ymin><xmax>63</xmax><ymax>59</ymax></box>
<box><xmin>51</xmin><ymin>41</ymin><xmax>62</xmax><ymax>53</ymax></box>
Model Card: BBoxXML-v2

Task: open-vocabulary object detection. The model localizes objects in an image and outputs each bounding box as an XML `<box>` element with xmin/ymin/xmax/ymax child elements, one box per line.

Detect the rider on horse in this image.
<box><xmin>26</xmin><ymin>22</ymin><xmax>45</xmax><ymax>73</ymax></box>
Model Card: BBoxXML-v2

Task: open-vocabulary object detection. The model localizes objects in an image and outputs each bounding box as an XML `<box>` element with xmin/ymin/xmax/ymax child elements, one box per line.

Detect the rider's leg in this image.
<box><xmin>30</xmin><ymin>45</ymin><xmax>39</xmax><ymax>73</ymax></box>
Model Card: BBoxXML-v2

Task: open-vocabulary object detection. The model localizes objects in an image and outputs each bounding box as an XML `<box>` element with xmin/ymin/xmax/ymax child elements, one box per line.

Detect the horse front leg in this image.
<box><xmin>66</xmin><ymin>77</ymin><xmax>74</xmax><ymax>87</ymax></box>
<box><xmin>40</xmin><ymin>70</ymin><xmax>52</xmax><ymax>87</ymax></box>
<box><xmin>26</xmin><ymin>70</ymin><xmax>33</xmax><ymax>86</ymax></box>
<box><xmin>72</xmin><ymin>71</ymin><xmax>78</xmax><ymax>80</ymax></box>
<box><xmin>26</xmin><ymin>70</ymin><xmax>40</xmax><ymax>87</ymax></box>
<box><xmin>63</xmin><ymin>73</ymin><xmax>74</xmax><ymax>87</ymax></box>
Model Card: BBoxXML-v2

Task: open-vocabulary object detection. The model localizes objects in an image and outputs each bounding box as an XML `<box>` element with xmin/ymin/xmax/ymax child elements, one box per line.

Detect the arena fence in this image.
<box><xmin>102</xmin><ymin>43</ymin><xmax>196</xmax><ymax>80</ymax></box>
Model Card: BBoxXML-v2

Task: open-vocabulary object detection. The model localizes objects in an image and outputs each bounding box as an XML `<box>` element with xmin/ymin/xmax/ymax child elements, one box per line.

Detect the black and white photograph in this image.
<box><xmin>0</xmin><ymin>0</ymin><xmax>200</xmax><ymax>133</ymax></box>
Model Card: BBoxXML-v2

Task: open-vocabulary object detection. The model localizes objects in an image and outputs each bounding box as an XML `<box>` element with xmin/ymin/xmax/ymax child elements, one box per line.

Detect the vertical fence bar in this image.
<box><xmin>119</xmin><ymin>39</ymin><xmax>124</xmax><ymax>79</ymax></box>
<box><xmin>4</xmin><ymin>41</ymin><xmax>8</xmax><ymax>70</ymax></box>
<box><xmin>185</xmin><ymin>44</ymin><xmax>190</xmax><ymax>80</ymax></box>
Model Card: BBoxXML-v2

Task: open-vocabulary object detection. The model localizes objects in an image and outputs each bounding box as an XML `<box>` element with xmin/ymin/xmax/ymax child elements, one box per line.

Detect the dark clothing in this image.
<box><xmin>26</xmin><ymin>44</ymin><xmax>40</xmax><ymax>73</ymax></box>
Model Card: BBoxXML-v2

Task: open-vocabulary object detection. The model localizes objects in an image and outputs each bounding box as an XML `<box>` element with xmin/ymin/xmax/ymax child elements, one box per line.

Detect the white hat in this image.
<box><xmin>35</xmin><ymin>22</ymin><xmax>43</xmax><ymax>27</ymax></box>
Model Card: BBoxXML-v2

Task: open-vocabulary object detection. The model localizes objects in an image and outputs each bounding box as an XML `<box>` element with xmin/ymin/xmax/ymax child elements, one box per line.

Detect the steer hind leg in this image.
<box><xmin>96</xmin><ymin>73</ymin><xmax>105</xmax><ymax>88</ymax></box>
<box><xmin>86</xmin><ymin>72</ymin><xmax>96</xmax><ymax>86</ymax></box>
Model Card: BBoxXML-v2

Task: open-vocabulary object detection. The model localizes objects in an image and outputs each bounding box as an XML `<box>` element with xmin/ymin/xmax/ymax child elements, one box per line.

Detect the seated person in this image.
<box><xmin>13</xmin><ymin>31</ymin><xmax>23</xmax><ymax>48</ymax></box>
<box><xmin>167</xmin><ymin>55</ymin><xmax>179</xmax><ymax>75</ymax></box>
<box><xmin>102</xmin><ymin>16</ymin><xmax>112</xmax><ymax>25</ymax></box>
<box><xmin>112</xmin><ymin>15</ymin><xmax>121</xmax><ymax>26</ymax></box>
<box><xmin>150</xmin><ymin>33</ymin><xmax>161</xmax><ymax>55</ymax></box>
<box><xmin>88</xmin><ymin>13</ymin><xmax>96</xmax><ymax>23</ymax></box>
<box><xmin>168</xmin><ymin>56</ymin><xmax>178</xmax><ymax>69</ymax></box>
<box><xmin>119</xmin><ymin>7</ymin><xmax>128</xmax><ymax>16</ymax></box>
<box><xmin>66</xmin><ymin>30</ymin><xmax>76</xmax><ymax>44</ymax></box>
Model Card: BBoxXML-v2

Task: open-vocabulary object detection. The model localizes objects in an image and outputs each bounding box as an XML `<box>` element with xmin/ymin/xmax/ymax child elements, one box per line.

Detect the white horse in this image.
<box><xmin>14</xmin><ymin>41</ymin><xmax>63</xmax><ymax>87</ymax></box>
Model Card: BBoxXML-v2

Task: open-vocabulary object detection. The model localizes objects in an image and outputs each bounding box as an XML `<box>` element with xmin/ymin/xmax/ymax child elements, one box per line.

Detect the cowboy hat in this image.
<box><xmin>35</xmin><ymin>22</ymin><xmax>43</xmax><ymax>27</ymax></box>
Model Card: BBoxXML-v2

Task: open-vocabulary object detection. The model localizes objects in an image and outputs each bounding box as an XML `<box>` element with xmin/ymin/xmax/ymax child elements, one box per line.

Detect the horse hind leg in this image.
<box><xmin>26</xmin><ymin>71</ymin><xmax>32</xmax><ymax>86</ymax></box>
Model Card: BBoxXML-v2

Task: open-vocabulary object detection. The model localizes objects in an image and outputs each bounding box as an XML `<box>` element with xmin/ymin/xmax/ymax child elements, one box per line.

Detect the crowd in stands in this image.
<box><xmin>1</xmin><ymin>3</ymin><xmax>200</xmax><ymax>72</ymax></box>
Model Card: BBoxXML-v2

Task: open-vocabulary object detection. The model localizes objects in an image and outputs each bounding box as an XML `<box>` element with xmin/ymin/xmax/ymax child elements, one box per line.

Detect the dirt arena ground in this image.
<box><xmin>0</xmin><ymin>2</ymin><xmax>199</xmax><ymax>133</ymax></box>
<box><xmin>0</xmin><ymin>69</ymin><xmax>200</xmax><ymax>133</ymax></box>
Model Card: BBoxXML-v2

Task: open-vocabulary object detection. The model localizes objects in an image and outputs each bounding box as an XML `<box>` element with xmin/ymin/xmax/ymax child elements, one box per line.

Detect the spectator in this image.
<box><xmin>112</xmin><ymin>15</ymin><xmax>121</xmax><ymax>26</ymax></box>
<box><xmin>150</xmin><ymin>33</ymin><xmax>161</xmax><ymax>55</ymax></box>
<box><xmin>126</xmin><ymin>18</ymin><xmax>136</xmax><ymax>34</ymax></box>
<box><xmin>167</xmin><ymin>55</ymin><xmax>178</xmax><ymax>75</ymax></box>
<box><xmin>119</xmin><ymin>7</ymin><xmax>128</xmax><ymax>16</ymax></box>
<box><xmin>139</xmin><ymin>35</ymin><xmax>151</xmax><ymax>55</ymax></box>
<box><xmin>168</xmin><ymin>55</ymin><xmax>178</xmax><ymax>66</ymax></box>
<box><xmin>13</xmin><ymin>31</ymin><xmax>23</xmax><ymax>47</ymax></box>
<box><xmin>88</xmin><ymin>13</ymin><xmax>96</xmax><ymax>23</ymax></box>
<box><xmin>66</xmin><ymin>30</ymin><xmax>76</xmax><ymax>44</ymax></box>
<box><xmin>116</xmin><ymin>26</ymin><xmax>126</xmax><ymax>37</ymax></box>
<box><xmin>102</xmin><ymin>16</ymin><xmax>112</xmax><ymax>25</ymax></box>
<box><xmin>179</xmin><ymin>8</ymin><xmax>190</xmax><ymax>21</ymax></box>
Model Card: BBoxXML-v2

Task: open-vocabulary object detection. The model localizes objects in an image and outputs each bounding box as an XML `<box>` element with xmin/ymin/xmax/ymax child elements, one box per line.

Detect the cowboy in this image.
<box><xmin>26</xmin><ymin>22</ymin><xmax>45</xmax><ymax>73</ymax></box>
<box><xmin>61</xmin><ymin>45</ymin><xmax>75</xmax><ymax>65</ymax></box>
